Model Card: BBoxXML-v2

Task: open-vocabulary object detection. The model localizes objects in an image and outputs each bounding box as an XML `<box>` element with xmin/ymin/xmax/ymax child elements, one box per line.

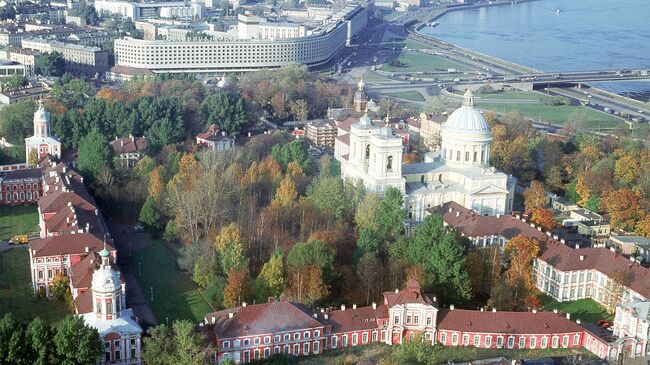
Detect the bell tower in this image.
<box><xmin>353</xmin><ymin>78</ymin><xmax>368</xmax><ymax>113</ymax></box>
<box><xmin>91</xmin><ymin>238</ymin><xmax>124</xmax><ymax>320</ymax></box>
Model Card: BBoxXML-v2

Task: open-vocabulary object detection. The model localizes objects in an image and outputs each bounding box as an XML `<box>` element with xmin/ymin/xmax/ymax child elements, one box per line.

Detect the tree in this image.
<box><xmin>257</xmin><ymin>250</ymin><xmax>285</xmax><ymax>297</ymax></box>
<box><xmin>223</xmin><ymin>269</ymin><xmax>251</xmax><ymax>308</ymax></box>
<box><xmin>77</xmin><ymin>128</ymin><xmax>112</xmax><ymax>182</ymax></box>
<box><xmin>139</xmin><ymin>196</ymin><xmax>161</xmax><ymax>230</ymax></box>
<box><xmin>305</xmin><ymin>176</ymin><xmax>348</xmax><ymax>222</ymax></box>
<box><xmin>501</xmin><ymin>235</ymin><xmax>540</xmax><ymax>310</ymax></box>
<box><xmin>287</xmin><ymin>240</ymin><xmax>334</xmax><ymax>304</ymax></box>
<box><xmin>424</xmin><ymin>95</ymin><xmax>460</xmax><ymax>114</ymax></box>
<box><xmin>26</xmin><ymin>318</ymin><xmax>55</xmax><ymax>365</ymax></box>
<box><xmin>50</xmin><ymin>274</ymin><xmax>70</xmax><ymax>301</ymax></box>
<box><xmin>271</xmin><ymin>175</ymin><xmax>298</xmax><ymax>208</ymax></box>
<box><xmin>289</xmin><ymin>99</ymin><xmax>309</xmax><ymax>120</ymax></box>
<box><xmin>357</xmin><ymin>227</ymin><xmax>381</xmax><ymax>255</ymax></box>
<box><xmin>606</xmin><ymin>270</ymin><xmax>631</xmax><ymax>313</ymax></box>
<box><xmin>0</xmin><ymin>74</ymin><xmax>27</xmax><ymax>92</ymax></box>
<box><xmin>601</xmin><ymin>189</ymin><xmax>643</xmax><ymax>231</ymax></box>
<box><xmin>0</xmin><ymin>100</ymin><xmax>35</xmax><ymax>145</ymax></box>
<box><xmin>523</xmin><ymin>180</ymin><xmax>546</xmax><ymax>210</ymax></box>
<box><xmin>38</xmin><ymin>51</ymin><xmax>65</xmax><ymax>77</ymax></box>
<box><xmin>142</xmin><ymin>321</ymin><xmax>211</xmax><ymax>365</ymax></box>
<box><xmin>0</xmin><ymin>313</ymin><xmax>28</xmax><ymax>365</ymax></box>
<box><xmin>355</xmin><ymin>194</ymin><xmax>381</xmax><ymax>232</ymax></box>
<box><xmin>214</xmin><ymin>223</ymin><xmax>248</xmax><ymax>275</ymax></box>
<box><xmin>28</xmin><ymin>148</ymin><xmax>39</xmax><ymax>166</ymax></box>
<box><xmin>141</xmin><ymin>325</ymin><xmax>173</xmax><ymax>365</ymax></box>
<box><xmin>201</xmin><ymin>92</ymin><xmax>247</xmax><ymax>136</ymax></box>
<box><xmin>531</xmin><ymin>208</ymin><xmax>554</xmax><ymax>231</ymax></box>
<box><xmin>53</xmin><ymin>315</ymin><xmax>102</xmax><ymax>365</ymax></box>
<box><xmin>377</xmin><ymin>187</ymin><xmax>406</xmax><ymax>242</ymax></box>
<box><xmin>357</xmin><ymin>251</ymin><xmax>379</xmax><ymax>305</ymax></box>
<box><xmin>615</xmin><ymin>153</ymin><xmax>640</xmax><ymax>186</ymax></box>
<box><xmin>149</xmin><ymin>166</ymin><xmax>165</xmax><ymax>200</ymax></box>
<box><xmin>638</xmin><ymin>214</ymin><xmax>650</xmax><ymax>238</ymax></box>
<box><xmin>271</xmin><ymin>139</ymin><xmax>310</xmax><ymax>172</ymax></box>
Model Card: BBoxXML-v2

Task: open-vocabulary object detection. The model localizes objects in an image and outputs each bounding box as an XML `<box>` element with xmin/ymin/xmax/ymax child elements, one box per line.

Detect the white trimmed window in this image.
<box><xmin>497</xmin><ymin>336</ymin><xmax>503</xmax><ymax>348</ymax></box>
<box><xmin>530</xmin><ymin>337</ymin><xmax>537</xmax><ymax>349</ymax></box>
<box><xmin>294</xmin><ymin>333</ymin><xmax>300</xmax><ymax>341</ymax></box>
<box><xmin>485</xmin><ymin>336</ymin><xmax>492</xmax><ymax>347</ymax></box>
<box><xmin>573</xmin><ymin>334</ymin><xmax>580</xmax><ymax>346</ymax></box>
<box><xmin>542</xmin><ymin>337</ymin><xmax>548</xmax><ymax>348</ymax></box>
<box><xmin>372</xmin><ymin>331</ymin><xmax>378</xmax><ymax>342</ymax></box>
<box><xmin>462</xmin><ymin>334</ymin><xmax>469</xmax><ymax>346</ymax></box>
<box><xmin>552</xmin><ymin>336</ymin><xmax>559</xmax><ymax>348</ymax></box>
<box><xmin>342</xmin><ymin>335</ymin><xmax>348</xmax><ymax>347</ymax></box>
<box><xmin>451</xmin><ymin>333</ymin><xmax>458</xmax><ymax>346</ymax></box>
<box><xmin>519</xmin><ymin>336</ymin><xmax>525</xmax><ymax>348</ymax></box>
<box><xmin>264</xmin><ymin>336</ymin><xmax>271</xmax><ymax>344</ymax></box>
<box><xmin>243</xmin><ymin>339</ymin><xmax>249</xmax><ymax>346</ymax></box>
<box><xmin>362</xmin><ymin>332</ymin><xmax>368</xmax><ymax>344</ymax></box>
<box><xmin>284</xmin><ymin>334</ymin><xmax>290</xmax><ymax>342</ymax></box>
<box><xmin>254</xmin><ymin>338</ymin><xmax>260</xmax><ymax>345</ymax></box>
<box><xmin>474</xmin><ymin>335</ymin><xmax>480</xmax><ymax>347</ymax></box>
<box><xmin>222</xmin><ymin>341</ymin><xmax>230</xmax><ymax>349</ymax></box>
<box><xmin>264</xmin><ymin>348</ymin><xmax>270</xmax><ymax>358</ymax></box>
<box><xmin>381</xmin><ymin>331</ymin><xmax>387</xmax><ymax>342</ymax></box>
<box><xmin>332</xmin><ymin>336</ymin><xmax>338</xmax><ymax>348</ymax></box>
<box><xmin>274</xmin><ymin>346</ymin><xmax>280</xmax><ymax>354</ymax></box>
<box><xmin>440</xmin><ymin>332</ymin><xmax>447</xmax><ymax>344</ymax></box>
<box><xmin>313</xmin><ymin>341</ymin><xmax>319</xmax><ymax>353</ymax></box>
<box><xmin>507</xmin><ymin>336</ymin><xmax>515</xmax><ymax>349</ymax></box>
<box><xmin>352</xmin><ymin>334</ymin><xmax>358</xmax><ymax>346</ymax></box>
<box><xmin>293</xmin><ymin>344</ymin><xmax>299</xmax><ymax>355</ymax></box>
<box><xmin>562</xmin><ymin>335</ymin><xmax>569</xmax><ymax>348</ymax></box>
<box><xmin>314</xmin><ymin>330</ymin><xmax>320</xmax><ymax>338</ymax></box>
<box><xmin>303</xmin><ymin>342</ymin><xmax>310</xmax><ymax>355</ymax></box>
<box><xmin>274</xmin><ymin>335</ymin><xmax>280</xmax><ymax>343</ymax></box>
<box><xmin>304</xmin><ymin>332</ymin><xmax>310</xmax><ymax>339</ymax></box>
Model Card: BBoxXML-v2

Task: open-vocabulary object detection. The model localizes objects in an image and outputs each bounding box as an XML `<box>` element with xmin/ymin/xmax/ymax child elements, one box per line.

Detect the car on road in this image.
<box><xmin>133</xmin><ymin>224</ymin><xmax>144</xmax><ymax>233</ymax></box>
<box><xmin>9</xmin><ymin>235</ymin><xmax>29</xmax><ymax>245</ymax></box>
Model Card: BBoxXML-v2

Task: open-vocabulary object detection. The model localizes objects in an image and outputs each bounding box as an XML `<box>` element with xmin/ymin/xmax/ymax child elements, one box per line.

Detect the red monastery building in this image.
<box><xmin>205</xmin><ymin>280</ymin><xmax>609</xmax><ymax>363</ymax></box>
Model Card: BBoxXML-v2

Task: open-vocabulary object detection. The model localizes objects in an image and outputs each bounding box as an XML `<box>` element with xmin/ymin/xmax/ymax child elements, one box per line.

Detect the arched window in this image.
<box><xmin>20</xmin><ymin>192</ymin><xmax>24</xmax><ymax>200</ymax></box>
<box><xmin>420</xmin><ymin>175</ymin><xmax>425</xmax><ymax>183</ymax></box>
<box><xmin>448</xmin><ymin>149</ymin><xmax>452</xmax><ymax>159</ymax></box>
<box><xmin>465</xmin><ymin>152</ymin><xmax>469</xmax><ymax>161</ymax></box>
<box><xmin>456</xmin><ymin>151</ymin><xmax>461</xmax><ymax>161</ymax></box>
<box><xmin>481</xmin><ymin>150</ymin><xmax>485</xmax><ymax>163</ymax></box>
<box><xmin>27</xmin><ymin>192</ymin><xmax>31</xmax><ymax>200</ymax></box>
<box><xmin>474</xmin><ymin>151</ymin><xmax>478</xmax><ymax>162</ymax></box>
<box><xmin>439</xmin><ymin>174</ymin><xmax>443</xmax><ymax>183</ymax></box>
<box><xmin>387</xmin><ymin>156</ymin><xmax>393</xmax><ymax>171</ymax></box>
<box><xmin>13</xmin><ymin>193</ymin><xmax>18</xmax><ymax>201</ymax></box>
<box><xmin>365</xmin><ymin>145</ymin><xmax>370</xmax><ymax>160</ymax></box>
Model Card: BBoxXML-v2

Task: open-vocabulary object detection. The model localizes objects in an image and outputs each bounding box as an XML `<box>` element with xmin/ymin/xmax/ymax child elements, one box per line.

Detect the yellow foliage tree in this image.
<box><xmin>271</xmin><ymin>175</ymin><xmax>298</xmax><ymax>209</ymax></box>
<box><xmin>615</xmin><ymin>154</ymin><xmax>640</xmax><ymax>186</ymax></box>
<box><xmin>148</xmin><ymin>166</ymin><xmax>165</xmax><ymax>200</ymax></box>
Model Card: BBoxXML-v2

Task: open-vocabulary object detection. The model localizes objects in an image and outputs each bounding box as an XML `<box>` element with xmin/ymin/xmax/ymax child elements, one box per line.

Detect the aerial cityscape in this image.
<box><xmin>0</xmin><ymin>0</ymin><xmax>648</xmax><ymax>364</ymax></box>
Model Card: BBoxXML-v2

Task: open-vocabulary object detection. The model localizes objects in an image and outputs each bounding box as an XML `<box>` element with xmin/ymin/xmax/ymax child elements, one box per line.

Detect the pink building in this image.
<box><xmin>205</xmin><ymin>280</ymin><xmax>609</xmax><ymax>363</ymax></box>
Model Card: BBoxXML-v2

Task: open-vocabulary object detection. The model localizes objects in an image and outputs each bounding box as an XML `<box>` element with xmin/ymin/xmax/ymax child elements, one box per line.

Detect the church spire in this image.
<box><xmin>99</xmin><ymin>234</ymin><xmax>110</xmax><ymax>267</ymax></box>
<box><xmin>463</xmin><ymin>89</ymin><xmax>475</xmax><ymax>108</ymax></box>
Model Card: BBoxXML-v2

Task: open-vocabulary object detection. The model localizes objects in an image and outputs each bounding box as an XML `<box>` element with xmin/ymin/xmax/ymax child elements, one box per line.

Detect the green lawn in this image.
<box><xmin>386</xmin><ymin>91</ymin><xmax>425</xmax><ymax>101</ymax></box>
<box><xmin>129</xmin><ymin>241</ymin><xmax>212</xmax><ymax>323</ymax></box>
<box><xmin>382</xmin><ymin>51</ymin><xmax>469</xmax><ymax>73</ymax></box>
<box><xmin>0</xmin><ymin>249</ymin><xmax>71</xmax><ymax>324</ymax></box>
<box><xmin>538</xmin><ymin>293</ymin><xmax>613</xmax><ymax>324</ymax></box>
<box><xmin>0</xmin><ymin>205</ymin><xmax>39</xmax><ymax>241</ymax></box>
<box><xmin>473</xmin><ymin>91</ymin><xmax>545</xmax><ymax>101</ymax></box>
<box><xmin>477</xmin><ymin>102</ymin><xmax>624</xmax><ymax>128</ymax></box>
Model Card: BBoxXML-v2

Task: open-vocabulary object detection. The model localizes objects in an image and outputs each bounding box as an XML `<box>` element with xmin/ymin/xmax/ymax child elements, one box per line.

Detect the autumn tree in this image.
<box><xmin>614</xmin><ymin>153</ymin><xmax>640</xmax><ymax>186</ymax></box>
<box><xmin>356</xmin><ymin>251</ymin><xmax>379</xmax><ymax>305</ymax></box>
<box><xmin>499</xmin><ymin>235</ymin><xmax>540</xmax><ymax>311</ymax></box>
<box><xmin>355</xmin><ymin>194</ymin><xmax>381</xmax><ymax>232</ymax></box>
<box><xmin>271</xmin><ymin>175</ymin><xmax>298</xmax><ymax>209</ymax></box>
<box><xmin>605</xmin><ymin>270</ymin><xmax>631</xmax><ymax>313</ymax></box>
<box><xmin>148</xmin><ymin>166</ymin><xmax>165</xmax><ymax>201</ymax></box>
<box><xmin>223</xmin><ymin>269</ymin><xmax>251</xmax><ymax>308</ymax></box>
<box><xmin>286</xmin><ymin>240</ymin><xmax>333</xmax><ymax>304</ymax></box>
<box><xmin>637</xmin><ymin>214</ymin><xmax>650</xmax><ymax>238</ymax></box>
<box><xmin>255</xmin><ymin>250</ymin><xmax>285</xmax><ymax>300</ymax></box>
<box><xmin>601</xmin><ymin>189</ymin><xmax>643</xmax><ymax>231</ymax></box>
<box><xmin>214</xmin><ymin>224</ymin><xmax>248</xmax><ymax>275</ymax></box>
<box><xmin>523</xmin><ymin>180</ymin><xmax>547</xmax><ymax>210</ymax></box>
<box><xmin>531</xmin><ymin>208</ymin><xmax>554</xmax><ymax>231</ymax></box>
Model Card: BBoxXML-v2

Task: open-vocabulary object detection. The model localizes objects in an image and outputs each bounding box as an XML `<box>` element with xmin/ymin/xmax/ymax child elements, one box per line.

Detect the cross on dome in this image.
<box><xmin>463</xmin><ymin>89</ymin><xmax>475</xmax><ymax>108</ymax></box>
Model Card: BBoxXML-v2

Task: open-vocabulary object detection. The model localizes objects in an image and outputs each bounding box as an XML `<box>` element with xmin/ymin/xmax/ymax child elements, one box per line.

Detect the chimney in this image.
<box><xmin>450</xmin><ymin>304</ymin><xmax>455</xmax><ymax>310</ymax></box>
<box><xmin>242</xmin><ymin>302</ymin><xmax>247</xmax><ymax>307</ymax></box>
<box><xmin>630</xmin><ymin>256</ymin><xmax>636</xmax><ymax>262</ymax></box>
<box><xmin>130</xmin><ymin>134</ymin><xmax>134</xmax><ymax>142</ymax></box>
<box><xmin>341</xmin><ymin>304</ymin><xmax>346</xmax><ymax>311</ymax></box>
<box><xmin>560</xmin><ymin>238</ymin><xmax>566</xmax><ymax>244</ymax></box>
<box><xmin>120</xmin><ymin>140</ymin><xmax>124</xmax><ymax>147</ymax></box>
<box><xmin>610</xmin><ymin>247</ymin><xmax>616</xmax><ymax>252</ymax></box>
<box><xmin>492</xmin><ymin>308</ymin><xmax>497</xmax><ymax>313</ymax></box>
<box><xmin>353</xmin><ymin>304</ymin><xmax>357</xmax><ymax>310</ymax></box>
<box><xmin>247</xmin><ymin>132</ymin><xmax>251</xmax><ymax>137</ymax></box>
<box><xmin>228</xmin><ymin>312</ymin><xmax>234</xmax><ymax>319</ymax></box>
<box><xmin>85</xmin><ymin>222</ymin><xmax>89</xmax><ymax>232</ymax></box>
<box><xmin>85</xmin><ymin>246</ymin><xmax>89</xmax><ymax>252</ymax></box>
<box><xmin>480</xmin><ymin>307</ymin><xmax>484</xmax><ymax>312</ymax></box>
<box><xmin>566</xmin><ymin>313</ymin><xmax>570</xmax><ymax>319</ymax></box>
<box><xmin>579</xmin><ymin>255</ymin><xmax>584</xmax><ymax>261</ymax></box>
<box><xmin>222</xmin><ymin>131</ymin><xmax>226</xmax><ymax>136</ymax></box>
<box><xmin>372</xmin><ymin>302</ymin><xmax>377</xmax><ymax>310</ymax></box>
<box><xmin>212</xmin><ymin>316</ymin><xmax>216</xmax><ymax>324</ymax></box>
<box><xmin>537</xmin><ymin>227</ymin><xmax>542</xmax><ymax>231</ymax></box>
<box><xmin>516</xmin><ymin>214</ymin><xmax>520</xmax><ymax>219</ymax></box>
<box><xmin>395</xmin><ymin>288</ymin><xmax>399</xmax><ymax>293</ymax></box>
<box><xmin>313</xmin><ymin>313</ymin><xmax>318</xmax><ymax>319</ymax></box>
<box><xmin>532</xmin><ymin>309</ymin><xmax>537</xmax><ymax>314</ymax></box>
<box><xmin>456</xmin><ymin>212</ymin><xmax>460</xmax><ymax>217</ymax></box>
<box><xmin>530</xmin><ymin>223</ymin><xmax>535</xmax><ymax>228</ymax></box>
<box><xmin>497</xmin><ymin>214</ymin><xmax>501</xmax><ymax>218</ymax></box>
<box><xmin>576</xmin><ymin>319</ymin><xmax>581</xmax><ymax>324</ymax></box>
<box><xmin>575</xmin><ymin>244</ymin><xmax>580</xmax><ymax>249</ymax></box>
<box><xmin>324</xmin><ymin>314</ymin><xmax>329</xmax><ymax>319</ymax></box>
<box><xmin>547</xmin><ymin>232</ymin><xmax>552</xmax><ymax>237</ymax></box>
<box><xmin>553</xmin><ymin>309</ymin><xmax>558</xmax><ymax>314</ymax></box>
<box><xmin>433</xmin><ymin>296</ymin><xmax>437</xmax><ymax>302</ymax></box>
<box><xmin>320</xmin><ymin>308</ymin><xmax>325</xmax><ymax>313</ymax></box>
<box><xmin>448</xmin><ymin>207</ymin><xmax>452</xmax><ymax>213</ymax></box>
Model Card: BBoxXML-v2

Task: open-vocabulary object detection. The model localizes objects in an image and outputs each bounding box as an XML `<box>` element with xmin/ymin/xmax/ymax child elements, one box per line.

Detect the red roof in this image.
<box><xmin>431</xmin><ymin>202</ymin><xmax>547</xmax><ymax>242</ymax></box>
<box><xmin>206</xmin><ymin>301</ymin><xmax>324</xmax><ymax>339</ymax></box>
<box><xmin>74</xmin><ymin>289</ymin><xmax>93</xmax><ymax>314</ymax></box>
<box><xmin>69</xmin><ymin>252</ymin><xmax>100</xmax><ymax>289</ymax></box>
<box><xmin>110</xmin><ymin>136</ymin><xmax>147</xmax><ymax>154</ymax></box>
<box><xmin>336</xmin><ymin>133</ymin><xmax>350</xmax><ymax>146</ymax></box>
<box><xmin>39</xmin><ymin>190</ymin><xmax>96</xmax><ymax>215</ymax></box>
<box><xmin>437</xmin><ymin>308</ymin><xmax>586</xmax><ymax>335</ymax></box>
<box><xmin>327</xmin><ymin>305</ymin><xmax>387</xmax><ymax>333</ymax></box>
<box><xmin>383</xmin><ymin>279</ymin><xmax>437</xmax><ymax>307</ymax></box>
<box><xmin>539</xmin><ymin>242</ymin><xmax>650</xmax><ymax>299</ymax></box>
<box><xmin>30</xmin><ymin>232</ymin><xmax>113</xmax><ymax>258</ymax></box>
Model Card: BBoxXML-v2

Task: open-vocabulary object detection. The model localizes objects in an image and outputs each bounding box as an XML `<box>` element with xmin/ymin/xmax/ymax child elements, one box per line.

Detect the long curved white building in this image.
<box><xmin>113</xmin><ymin>6</ymin><xmax>367</xmax><ymax>74</ymax></box>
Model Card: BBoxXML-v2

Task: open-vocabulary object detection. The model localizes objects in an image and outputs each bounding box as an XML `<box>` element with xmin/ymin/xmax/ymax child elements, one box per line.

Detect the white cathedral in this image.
<box><xmin>24</xmin><ymin>100</ymin><xmax>61</xmax><ymax>164</ymax></box>
<box><xmin>337</xmin><ymin>88</ymin><xmax>515</xmax><ymax>221</ymax></box>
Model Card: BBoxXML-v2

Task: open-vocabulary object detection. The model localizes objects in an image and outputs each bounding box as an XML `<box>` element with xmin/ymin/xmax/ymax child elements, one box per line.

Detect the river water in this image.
<box><xmin>420</xmin><ymin>0</ymin><xmax>650</xmax><ymax>100</ymax></box>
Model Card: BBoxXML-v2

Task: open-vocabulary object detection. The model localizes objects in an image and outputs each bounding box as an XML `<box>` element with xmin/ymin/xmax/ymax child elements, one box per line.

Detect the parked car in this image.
<box><xmin>133</xmin><ymin>224</ymin><xmax>144</xmax><ymax>233</ymax></box>
<box><xmin>9</xmin><ymin>235</ymin><xmax>29</xmax><ymax>245</ymax></box>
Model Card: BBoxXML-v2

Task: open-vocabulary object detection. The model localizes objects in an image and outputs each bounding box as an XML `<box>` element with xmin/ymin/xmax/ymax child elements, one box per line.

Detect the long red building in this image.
<box><xmin>204</xmin><ymin>280</ymin><xmax>610</xmax><ymax>363</ymax></box>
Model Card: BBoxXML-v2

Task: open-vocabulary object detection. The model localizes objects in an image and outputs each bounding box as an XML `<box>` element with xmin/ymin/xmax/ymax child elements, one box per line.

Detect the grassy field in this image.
<box><xmin>0</xmin><ymin>249</ymin><xmax>71</xmax><ymax>324</ymax></box>
<box><xmin>386</xmin><ymin>91</ymin><xmax>425</xmax><ymax>101</ymax></box>
<box><xmin>129</xmin><ymin>240</ymin><xmax>212</xmax><ymax>323</ymax></box>
<box><xmin>382</xmin><ymin>51</ymin><xmax>469</xmax><ymax>73</ymax></box>
<box><xmin>539</xmin><ymin>294</ymin><xmax>613</xmax><ymax>323</ymax></box>
<box><xmin>0</xmin><ymin>205</ymin><xmax>39</xmax><ymax>241</ymax></box>
<box><xmin>473</xmin><ymin>91</ymin><xmax>546</xmax><ymax>100</ymax></box>
<box><xmin>477</xmin><ymin>102</ymin><xmax>624</xmax><ymax>128</ymax></box>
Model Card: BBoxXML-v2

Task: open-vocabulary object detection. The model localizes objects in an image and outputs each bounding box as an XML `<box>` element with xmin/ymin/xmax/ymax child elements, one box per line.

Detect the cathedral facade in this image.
<box><xmin>337</xmin><ymin>89</ymin><xmax>515</xmax><ymax>221</ymax></box>
<box><xmin>24</xmin><ymin>100</ymin><xmax>61</xmax><ymax>164</ymax></box>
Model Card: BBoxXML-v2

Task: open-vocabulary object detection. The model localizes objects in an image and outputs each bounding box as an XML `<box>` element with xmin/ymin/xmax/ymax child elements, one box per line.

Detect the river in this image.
<box><xmin>420</xmin><ymin>0</ymin><xmax>650</xmax><ymax>100</ymax></box>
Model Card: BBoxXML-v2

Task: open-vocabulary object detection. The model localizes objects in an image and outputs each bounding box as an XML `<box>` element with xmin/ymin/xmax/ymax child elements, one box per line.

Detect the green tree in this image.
<box><xmin>357</xmin><ymin>251</ymin><xmax>379</xmax><ymax>305</ymax></box>
<box><xmin>355</xmin><ymin>193</ymin><xmax>381</xmax><ymax>232</ymax></box>
<box><xmin>377</xmin><ymin>187</ymin><xmax>406</xmax><ymax>242</ymax></box>
<box><xmin>214</xmin><ymin>224</ymin><xmax>248</xmax><ymax>275</ymax></box>
<box><xmin>26</xmin><ymin>318</ymin><xmax>55</xmax><ymax>365</ymax></box>
<box><xmin>0</xmin><ymin>313</ymin><xmax>29</xmax><ymax>365</ymax></box>
<box><xmin>201</xmin><ymin>92</ymin><xmax>247</xmax><ymax>136</ymax></box>
<box><xmin>77</xmin><ymin>128</ymin><xmax>112</xmax><ymax>182</ymax></box>
<box><xmin>38</xmin><ymin>51</ymin><xmax>65</xmax><ymax>77</ymax></box>
<box><xmin>0</xmin><ymin>74</ymin><xmax>27</xmax><ymax>91</ymax></box>
<box><xmin>139</xmin><ymin>196</ymin><xmax>161</xmax><ymax>230</ymax></box>
<box><xmin>271</xmin><ymin>139</ymin><xmax>310</xmax><ymax>172</ymax></box>
<box><xmin>53</xmin><ymin>315</ymin><xmax>102</xmax><ymax>365</ymax></box>
<box><xmin>305</xmin><ymin>176</ymin><xmax>348</xmax><ymax>222</ymax></box>
<box><xmin>0</xmin><ymin>100</ymin><xmax>35</xmax><ymax>144</ymax></box>
<box><xmin>141</xmin><ymin>324</ymin><xmax>174</xmax><ymax>365</ymax></box>
<box><xmin>171</xmin><ymin>320</ymin><xmax>211</xmax><ymax>365</ymax></box>
<box><xmin>257</xmin><ymin>250</ymin><xmax>285</xmax><ymax>297</ymax></box>
<box><xmin>50</xmin><ymin>274</ymin><xmax>70</xmax><ymax>301</ymax></box>
<box><xmin>357</xmin><ymin>227</ymin><xmax>381</xmax><ymax>255</ymax></box>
